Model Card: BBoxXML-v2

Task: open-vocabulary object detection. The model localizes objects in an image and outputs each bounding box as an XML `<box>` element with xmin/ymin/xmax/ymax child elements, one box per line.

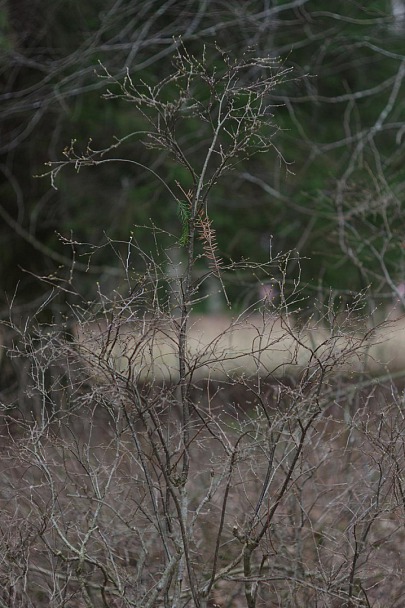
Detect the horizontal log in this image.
<box><xmin>73</xmin><ymin>311</ymin><xmax>405</xmax><ymax>383</ymax></box>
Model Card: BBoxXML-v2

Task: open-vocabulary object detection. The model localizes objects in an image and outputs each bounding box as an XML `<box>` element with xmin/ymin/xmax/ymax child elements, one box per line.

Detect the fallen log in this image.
<box><xmin>73</xmin><ymin>311</ymin><xmax>385</xmax><ymax>384</ymax></box>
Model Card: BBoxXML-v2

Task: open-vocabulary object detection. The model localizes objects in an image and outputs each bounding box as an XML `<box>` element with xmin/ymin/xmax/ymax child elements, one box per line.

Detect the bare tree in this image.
<box><xmin>1</xmin><ymin>43</ymin><xmax>405</xmax><ymax>608</ymax></box>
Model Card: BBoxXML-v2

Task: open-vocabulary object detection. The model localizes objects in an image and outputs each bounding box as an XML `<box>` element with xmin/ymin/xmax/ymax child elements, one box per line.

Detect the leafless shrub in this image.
<box><xmin>3</xmin><ymin>305</ymin><xmax>405</xmax><ymax>607</ymax></box>
<box><xmin>1</xmin><ymin>45</ymin><xmax>405</xmax><ymax>608</ymax></box>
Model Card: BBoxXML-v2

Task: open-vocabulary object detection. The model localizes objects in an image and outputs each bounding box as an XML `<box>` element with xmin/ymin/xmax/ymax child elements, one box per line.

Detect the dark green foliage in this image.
<box><xmin>0</xmin><ymin>0</ymin><xmax>404</xmax><ymax>315</ymax></box>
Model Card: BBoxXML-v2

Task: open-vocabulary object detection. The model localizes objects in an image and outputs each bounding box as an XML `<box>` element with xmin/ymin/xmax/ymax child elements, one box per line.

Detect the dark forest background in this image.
<box><xmin>1</xmin><ymin>0</ymin><xmax>404</xmax><ymax>317</ymax></box>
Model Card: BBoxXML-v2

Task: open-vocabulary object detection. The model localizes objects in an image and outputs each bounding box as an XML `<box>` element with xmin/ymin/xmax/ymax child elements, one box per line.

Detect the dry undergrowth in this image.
<box><xmin>1</xmin><ymin>317</ymin><xmax>405</xmax><ymax>607</ymax></box>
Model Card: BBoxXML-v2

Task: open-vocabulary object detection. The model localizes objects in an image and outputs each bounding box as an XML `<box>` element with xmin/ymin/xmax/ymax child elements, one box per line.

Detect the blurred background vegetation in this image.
<box><xmin>0</xmin><ymin>0</ymin><xmax>404</xmax><ymax>316</ymax></box>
